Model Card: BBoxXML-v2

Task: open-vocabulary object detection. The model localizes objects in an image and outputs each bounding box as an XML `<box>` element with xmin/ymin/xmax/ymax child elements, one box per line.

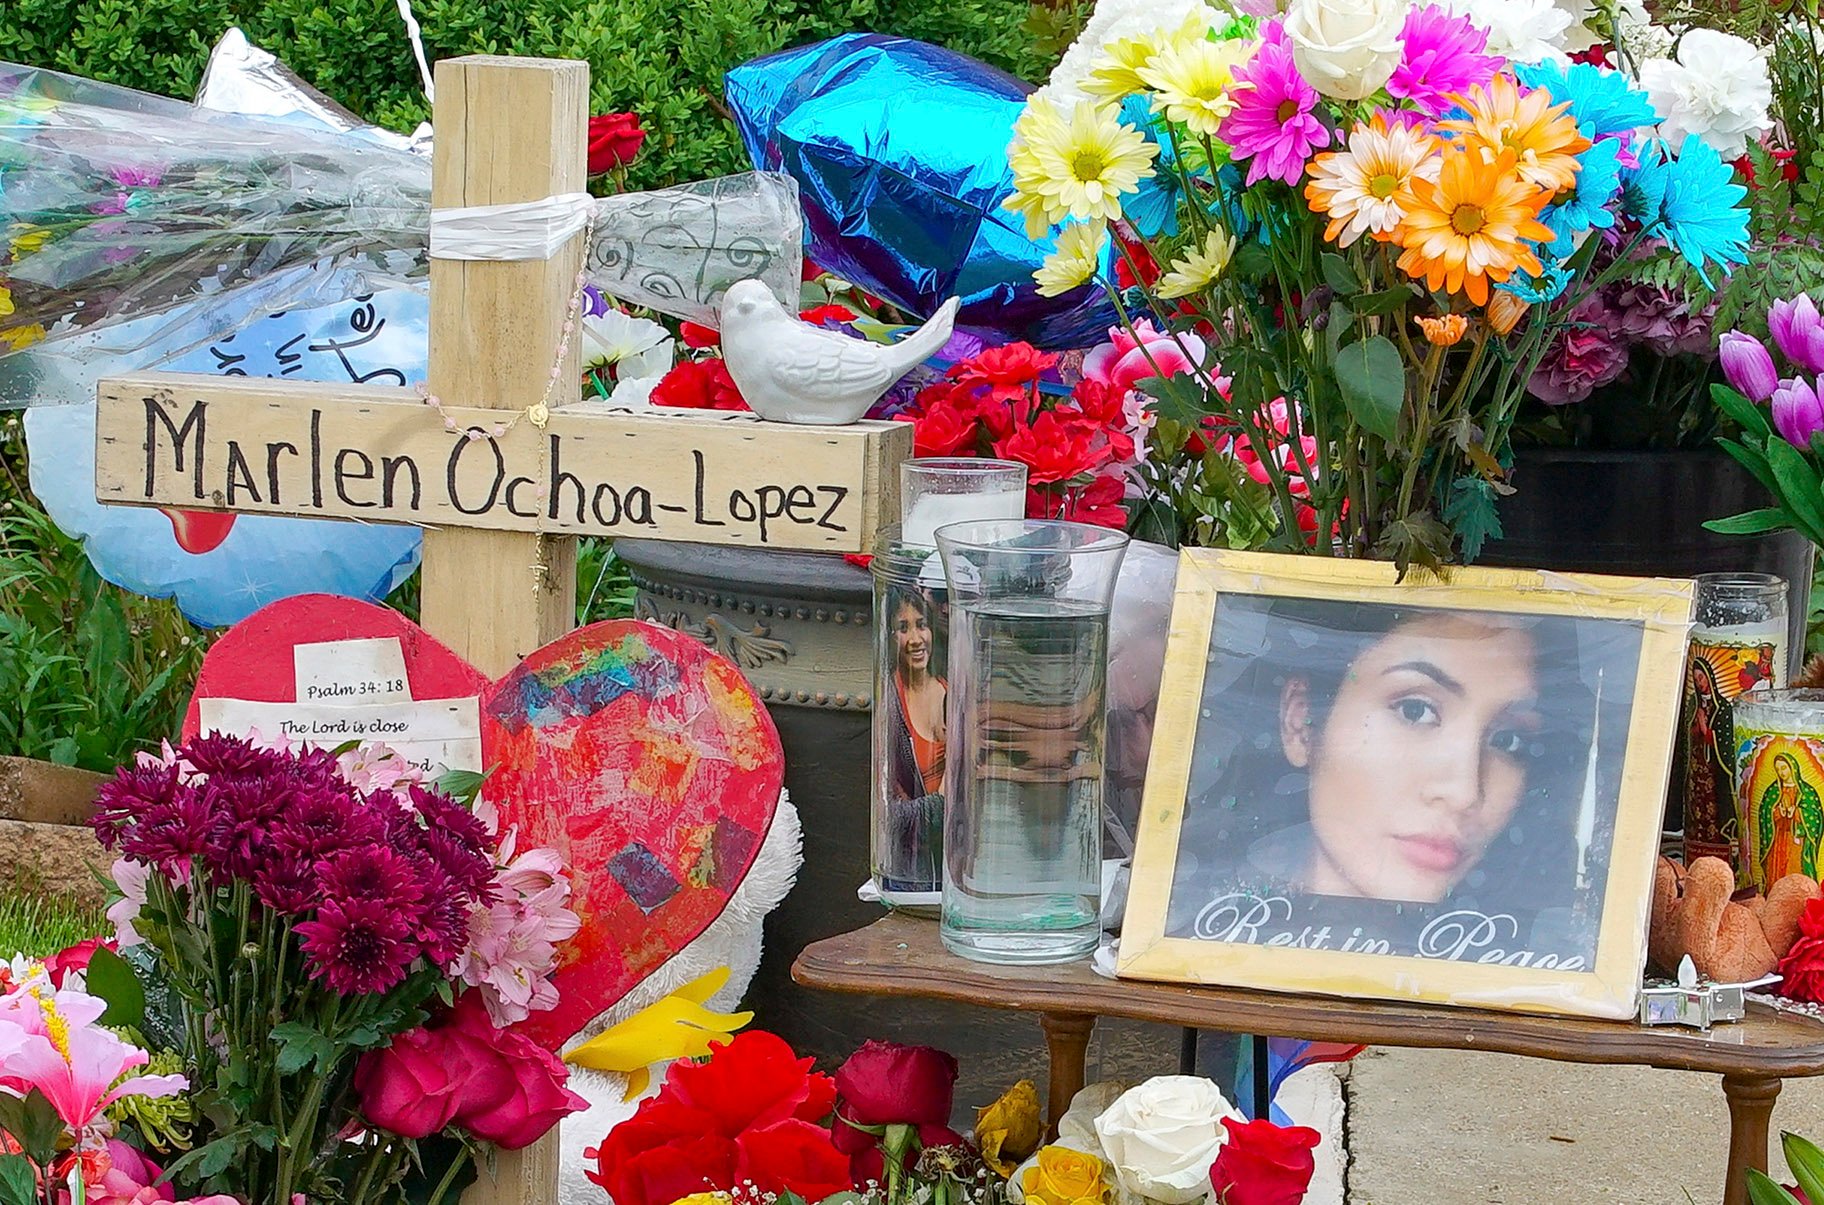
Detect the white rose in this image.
<box><xmin>1093</xmin><ymin>1076</ymin><xmax>1241</xmax><ymax>1205</ymax></box>
<box><xmin>1283</xmin><ymin>0</ymin><xmax>1410</xmax><ymax>101</ymax></box>
<box><xmin>1639</xmin><ymin>28</ymin><xmax>1773</xmax><ymax>158</ymax></box>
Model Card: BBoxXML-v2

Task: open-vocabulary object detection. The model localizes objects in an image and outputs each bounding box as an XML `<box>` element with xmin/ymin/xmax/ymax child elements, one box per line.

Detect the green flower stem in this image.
<box><xmin>423</xmin><ymin>1146</ymin><xmax>472</xmax><ymax>1205</ymax></box>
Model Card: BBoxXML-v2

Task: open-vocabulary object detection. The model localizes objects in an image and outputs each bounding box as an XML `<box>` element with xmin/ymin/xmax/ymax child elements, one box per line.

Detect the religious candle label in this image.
<box><xmin>1734</xmin><ymin>729</ymin><xmax>1824</xmax><ymax>893</ymax></box>
<box><xmin>1681</xmin><ymin>625</ymin><xmax>1785</xmax><ymax>866</ymax></box>
<box><xmin>93</xmin><ymin>374</ymin><xmax>908</xmax><ymax>553</ymax></box>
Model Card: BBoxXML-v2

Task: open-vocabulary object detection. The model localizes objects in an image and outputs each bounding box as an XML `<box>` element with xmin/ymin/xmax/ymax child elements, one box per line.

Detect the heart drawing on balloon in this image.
<box><xmin>184</xmin><ymin>594</ymin><xmax>786</xmax><ymax>1049</ymax></box>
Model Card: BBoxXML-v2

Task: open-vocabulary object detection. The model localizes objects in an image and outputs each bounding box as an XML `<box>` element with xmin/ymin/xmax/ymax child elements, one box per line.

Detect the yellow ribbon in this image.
<box><xmin>564</xmin><ymin>966</ymin><xmax>753</xmax><ymax>1100</ymax></box>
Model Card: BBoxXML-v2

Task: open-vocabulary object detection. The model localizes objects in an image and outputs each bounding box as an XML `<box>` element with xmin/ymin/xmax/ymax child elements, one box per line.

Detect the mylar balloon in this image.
<box><xmin>726</xmin><ymin>34</ymin><xmax>1117</xmax><ymax>349</ymax></box>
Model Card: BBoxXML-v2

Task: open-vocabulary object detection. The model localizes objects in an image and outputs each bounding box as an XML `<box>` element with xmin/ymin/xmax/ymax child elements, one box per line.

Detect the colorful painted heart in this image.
<box><xmin>185</xmin><ymin>595</ymin><xmax>785</xmax><ymax>1049</ymax></box>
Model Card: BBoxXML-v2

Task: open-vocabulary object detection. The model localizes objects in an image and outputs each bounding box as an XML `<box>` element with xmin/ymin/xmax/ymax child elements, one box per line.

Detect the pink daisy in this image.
<box><xmin>1387</xmin><ymin>4</ymin><xmax>1504</xmax><ymax>116</ymax></box>
<box><xmin>1218</xmin><ymin>24</ymin><xmax>1331</xmax><ymax>187</ymax></box>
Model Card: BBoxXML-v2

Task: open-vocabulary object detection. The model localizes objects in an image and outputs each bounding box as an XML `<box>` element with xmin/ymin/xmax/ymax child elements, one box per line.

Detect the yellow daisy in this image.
<box><xmin>1005</xmin><ymin>96</ymin><xmax>1075</xmax><ymax>238</ymax></box>
<box><xmin>1034</xmin><ymin>221</ymin><xmax>1108</xmax><ymax>297</ymax></box>
<box><xmin>1085</xmin><ymin>10</ymin><xmax>1217</xmax><ymax>101</ymax></box>
<box><xmin>1025</xmin><ymin>100</ymin><xmax>1158</xmax><ymax>226</ymax></box>
<box><xmin>1137</xmin><ymin>36</ymin><xmax>1256</xmax><ymax>137</ymax></box>
<box><xmin>0</xmin><ymin>284</ymin><xmax>13</xmax><ymax>319</ymax></box>
<box><xmin>1304</xmin><ymin>115</ymin><xmax>1442</xmax><ymax>248</ymax></box>
<box><xmin>0</xmin><ymin>323</ymin><xmax>45</xmax><ymax>353</ymax></box>
<box><xmin>1155</xmin><ymin>228</ymin><xmax>1238</xmax><ymax>298</ymax></box>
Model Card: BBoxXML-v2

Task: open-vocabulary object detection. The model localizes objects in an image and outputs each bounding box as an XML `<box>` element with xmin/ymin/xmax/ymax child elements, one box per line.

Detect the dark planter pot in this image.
<box><xmin>1481</xmin><ymin>449</ymin><xmax>1815</xmax><ymax>833</ymax></box>
<box><xmin>615</xmin><ymin>540</ymin><xmax>1178</xmax><ymax>1096</ymax></box>
<box><xmin>1480</xmin><ymin>449</ymin><xmax>1813</xmax><ymax>665</ymax></box>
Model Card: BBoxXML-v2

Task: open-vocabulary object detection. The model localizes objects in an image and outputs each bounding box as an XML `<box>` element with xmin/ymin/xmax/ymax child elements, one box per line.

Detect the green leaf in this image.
<box><xmin>1347</xmin><ymin>286</ymin><xmax>1420</xmax><ymax>317</ymax></box>
<box><xmin>1783</xmin><ymin>1132</ymin><xmax>1824</xmax><ymax>1204</ymax></box>
<box><xmin>0</xmin><ymin>1091</ymin><xmax>65</xmax><ymax>1166</ymax></box>
<box><xmin>1718</xmin><ymin>436</ymin><xmax>1782</xmax><ymax>499</ymax></box>
<box><xmin>83</xmin><ymin>944</ymin><xmax>145</xmax><ymax>1030</ymax></box>
<box><xmin>163</xmin><ymin>1135</ymin><xmax>242</xmax><ymax>1183</ymax></box>
<box><xmin>0</xmin><ymin>1154</ymin><xmax>38</xmax><ymax>1205</ymax></box>
<box><xmin>1138</xmin><ymin>373</ymin><xmax>1210</xmax><ymax>425</ymax></box>
<box><xmin>1704</xmin><ymin>508</ymin><xmax>1795</xmax><ymax>536</ymax></box>
<box><xmin>271</xmin><ymin>1021</ymin><xmax>337</xmax><ymax>1074</ymax></box>
<box><xmin>1714</xmin><ymin>382</ymin><xmax>1775</xmax><ymax>438</ymax></box>
<box><xmin>1443</xmin><ymin>477</ymin><xmax>1504</xmax><ymax>562</ymax></box>
<box><xmin>1320</xmin><ymin>253</ymin><xmax>1359</xmax><ymax>295</ymax></box>
<box><xmin>1746</xmin><ymin>1168</ymin><xmax>1804</xmax><ymax>1205</ymax></box>
<box><xmin>1334</xmin><ymin>335</ymin><xmax>1404</xmax><ymax>443</ymax></box>
<box><xmin>1764</xmin><ymin>435</ymin><xmax>1824</xmax><ymax>544</ymax></box>
<box><xmin>435</xmin><ymin>768</ymin><xmax>488</xmax><ymax>804</ymax></box>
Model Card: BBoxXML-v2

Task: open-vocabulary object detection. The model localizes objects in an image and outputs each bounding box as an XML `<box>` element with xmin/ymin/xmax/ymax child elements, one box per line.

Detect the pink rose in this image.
<box><xmin>1081</xmin><ymin>321</ymin><xmax>1207</xmax><ymax>395</ymax></box>
<box><xmin>45</xmin><ymin>938</ymin><xmax>113</xmax><ymax>988</ymax></box>
<box><xmin>355</xmin><ymin>991</ymin><xmax>585</xmax><ymax>1150</ymax></box>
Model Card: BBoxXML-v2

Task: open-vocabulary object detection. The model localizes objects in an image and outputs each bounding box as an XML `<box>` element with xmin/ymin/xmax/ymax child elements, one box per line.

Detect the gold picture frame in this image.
<box><xmin>1119</xmin><ymin>549</ymin><xmax>1693</xmax><ymax>1019</ymax></box>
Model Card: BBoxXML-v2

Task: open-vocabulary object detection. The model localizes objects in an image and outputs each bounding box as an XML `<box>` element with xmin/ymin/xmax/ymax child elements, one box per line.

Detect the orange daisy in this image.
<box><xmin>1392</xmin><ymin>147</ymin><xmax>1554</xmax><ymax>306</ymax></box>
<box><xmin>1438</xmin><ymin>75</ymin><xmax>1591</xmax><ymax>194</ymax></box>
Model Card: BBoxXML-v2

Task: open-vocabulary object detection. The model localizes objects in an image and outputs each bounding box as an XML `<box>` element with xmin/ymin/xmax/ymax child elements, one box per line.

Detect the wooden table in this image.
<box><xmin>793</xmin><ymin>914</ymin><xmax>1824</xmax><ymax>1205</ymax></box>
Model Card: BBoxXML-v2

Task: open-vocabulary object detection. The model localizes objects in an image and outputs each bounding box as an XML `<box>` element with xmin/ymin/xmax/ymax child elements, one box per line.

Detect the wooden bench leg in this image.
<box><xmin>1722</xmin><ymin>1073</ymin><xmax>1781</xmax><ymax>1205</ymax></box>
<box><xmin>1041</xmin><ymin>1012</ymin><xmax>1096</xmax><ymax>1137</ymax></box>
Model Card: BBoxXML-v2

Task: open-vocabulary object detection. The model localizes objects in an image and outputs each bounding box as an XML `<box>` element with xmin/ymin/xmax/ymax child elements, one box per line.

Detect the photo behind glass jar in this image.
<box><xmin>869</xmin><ymin>459</ymin><xmax>1025</xmax><ymax>913</ymax></box>
<box><xmin>1679</xmin><ymin>572</ymin><xmax>1788</xmax><ymax>869</ymax></box>
<box><xmin>935</xmin><ymin>518</ymin><xmax>1129</xmax><ymax>964</ymax></box>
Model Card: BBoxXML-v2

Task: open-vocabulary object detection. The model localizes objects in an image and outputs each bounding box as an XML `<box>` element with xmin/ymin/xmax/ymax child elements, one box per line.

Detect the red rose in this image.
<box><xmin>652</xmin><ymin>358</ymin><xmax>748</xmax><ymax>411</ymax></box>
<box><xmin>833</xmin><ymin>1041</ymin><xmax>958</xmax><ymax>1130</ymax></box>
<box><xmin>44</xmin><ymin>938</ymin><xmax>112</xmax><ymax>988</ymax></box>
<box><xmin>1209</xmin><ymin>1116</ymin><xmax>1321</xmax><ymax>1205</ymax></box>
<box><xmin>1779</xmin><ymin>899</ymin><xmax>1824</xmax><ymax>1003</ymax></box>
<box><xmin>586</xmin><ymin>1098</ymin><xmax>740</xmax><ymax>1205</ymax></box>
<box><xmin>995</xmin><ymin>410</ymin><xmax>1112</xmax><ymax>484</ymax></box>
<box><xmin>663</xmin><ymin>1031</ymin><xmax>836</xmax><ymax>1136</ymax></box>
<box><xmin>736</xmin><ymin>1118</ymin><xmax>852</xmax><ymax>1202</ymax></box>
<box><xmin>587</xmin><ymin>112</ymin><xmax>646</xmax><ymax>175</ymax></box>
<box><xmin>845</xmin><ymin>1124</ymin><xmax>966</xmax><ymax>1184</ymax></box>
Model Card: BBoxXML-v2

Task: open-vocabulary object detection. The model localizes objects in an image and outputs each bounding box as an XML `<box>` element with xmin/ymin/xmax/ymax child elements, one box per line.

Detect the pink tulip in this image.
<box><xmin>1719</xmin><ymin>331</ymin><xmax>1780</xmax><ymax>402</ymax></box>
<box><xmin>1772</xmin><ymin>376</ymin><xmax>1824</xmax><ymax>450</ymax></box>
<box><xmin>1770</xmin><ymin>295</ymin><xmax>1824</xmax><ymax>376</ymax></box>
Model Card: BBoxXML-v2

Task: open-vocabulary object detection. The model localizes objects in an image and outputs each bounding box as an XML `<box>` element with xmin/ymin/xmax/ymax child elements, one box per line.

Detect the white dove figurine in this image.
<box><xmin>718</xmin><ymin>278</ymin><xmax>961</xmax><ymax>425</ymax></box>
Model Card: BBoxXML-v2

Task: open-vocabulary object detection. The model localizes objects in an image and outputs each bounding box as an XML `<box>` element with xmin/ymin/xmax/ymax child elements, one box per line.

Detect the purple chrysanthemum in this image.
<box><xmin>182</xmin><ymin>732</ymin><xmax>278</xmax><ymax>777</ymax></box>
<box><xmin>297</xmin><ymin>898</ymin><xmax>419</xmax><ymax>995</ymax></box>
<box><xmin>92</xmin><ymin>762</ymin><xmax>184</xmax><ymax>848</ymax></box>
<box><xmin>271</xmin><ymin>786</ymin><xmax>378</xmax><ymax>863</ymax></box>
<box><xmin>412</xmin><ymin>866</ymin><xmax>474</xmax><ymax>969</ymax></box>
<box><xmin>419</xmin><ymin>827</ymin><xmax>495</xmax><ymax>901</ymax></box>
<box><xmin>1387</xmin><ymin>5</ymin><xmax>1504</xmax><ymax>117</ymax></box>
<box><xmin>318</xmin><ymin>846</ymin><xmax>427</xmax><ymax>907</ymax></box>
<box><xmin>407</xmin><ymin>785</ymin><xmax>493</xmax><ymax>856</ymax></box>
<box><xmin>1218</xmin><ymin>24</ymin><xmax>1331</xmax><ymax>187</ymax></box>
<box><xmin>119</xmin><ymin>787</ymin><xmax>215</xmax><ymax>869</ymax></box>
<box><xmin>254</xmin><ymin>850</ymin><xmax>321</xmax><ymax>916</ymax></box>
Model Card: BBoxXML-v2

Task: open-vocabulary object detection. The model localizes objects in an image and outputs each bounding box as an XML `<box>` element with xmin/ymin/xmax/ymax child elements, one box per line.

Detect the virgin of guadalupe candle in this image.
<box><xmin>1680</xmin><ymin>574</ymin><xmax>1788</xmax><ymax>868</ymax></box>
<box><xmin>1733</xmin><ymin>690</ymin><xmax>1824</xmax><ymax>894</ymax></box>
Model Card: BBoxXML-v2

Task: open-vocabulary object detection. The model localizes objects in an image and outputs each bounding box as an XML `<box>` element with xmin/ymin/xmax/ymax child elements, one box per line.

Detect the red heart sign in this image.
<box><xmin>186</xmin><ymin>598</ymin><xmax>785</xmax><ymax>1048</ymax></box>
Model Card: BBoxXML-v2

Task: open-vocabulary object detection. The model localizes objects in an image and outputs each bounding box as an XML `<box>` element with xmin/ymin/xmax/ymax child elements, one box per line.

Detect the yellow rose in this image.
<box><xmin>977</xmin><ymin>1080</ymin><xmax>1045</xmax><ymax>1177</ymax></box>
<box><xmin>1021</xmin><ymin>1146</ymin><xmax>1109</xmax><ymax>1205</ymax></box>
<box><xmin>670</xmin><ymin>1194</ymin><xmax>734</xmax><ymax>1205</ymax></box>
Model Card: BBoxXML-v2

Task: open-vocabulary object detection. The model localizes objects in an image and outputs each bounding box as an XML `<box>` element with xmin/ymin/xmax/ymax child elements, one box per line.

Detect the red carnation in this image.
<box><xmin>1209</xmin><ymin>1116</ymin><xmax>1321</xmax><ymax>1205</ymax></box>
<box><xmin>681</xmin><ymin>321</ymin><xmax>721</xmax><ymax>349</ymax></box>
<box><xmin>995</xmin><ymin>410</ymin><xmax>1112</xmax><ymax>484</ymax></box>
<box><xmin>651</xmin><ymin>358</ymin><xmax>748</xmax><ymax>411</ymax></box>
<box><xmin>1779</xmin><ymin>898</ymin><xmax>1824</xmax><ymax>1003</ymax></box>
<box><xmin>951</xmin><ymin>343</ymin><xmax>1057</xmax><ymax>404</ymax></box>
<box><xmin>901</xmin><ymin>397</ymin><xmax>980</xmax><ymax>458</ymax></box>
<box><xmin>1115</xmin><ymin>235</ymin><xmax>1160</xmax><ymax>289</ymax></box>
<box><xmin>800</xmin><ymin>304</ymin><xmax>857</xmax><ymax>328</ymax></box>
<box><xmin>1032</xmin><ymin>475</ymin><xmax>1128</xmax><ymax>530</ymax></box>
<box><xmin>587</xmin><ymin>112</ymin><xmax>646</xmax><ymax>175</ymax></box>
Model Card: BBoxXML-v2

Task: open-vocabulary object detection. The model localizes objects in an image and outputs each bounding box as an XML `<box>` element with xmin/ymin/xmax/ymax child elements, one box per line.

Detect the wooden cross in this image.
<box><xmin>91</xmin><ymin>55</ymin><xmax>909</xmax><ymax>1205</ymax></box>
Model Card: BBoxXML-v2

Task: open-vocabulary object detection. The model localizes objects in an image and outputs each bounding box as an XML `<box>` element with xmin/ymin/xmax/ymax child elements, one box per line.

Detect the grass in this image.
<box><xmin>0</xmin><ymin>889</ymin><xmax>106</xmax><ymax>960</ymax></box>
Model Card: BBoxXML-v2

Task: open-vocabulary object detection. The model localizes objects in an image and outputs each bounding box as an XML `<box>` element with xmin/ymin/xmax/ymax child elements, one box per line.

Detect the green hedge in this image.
<box><xmin>0</xmin><ymin>0</ymin><xmax>1054</xmax><ymax>189</ymax></box>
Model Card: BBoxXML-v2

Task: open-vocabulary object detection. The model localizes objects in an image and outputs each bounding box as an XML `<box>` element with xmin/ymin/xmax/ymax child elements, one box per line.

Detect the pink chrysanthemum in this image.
<box><xmin>1387</xmin><ymin>4</ymin><xmax>1504</xmax><ymax>117</ymax></box>
<box><xmin>1218</xmin><ymin>24</ymin><xmax>1331</xmax><ymax>186</ymax></box>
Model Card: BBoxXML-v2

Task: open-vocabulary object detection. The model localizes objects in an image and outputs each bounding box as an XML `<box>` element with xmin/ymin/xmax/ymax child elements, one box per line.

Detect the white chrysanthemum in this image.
<box><xmin>1045</xmin><ymin>0</ymin><xmax>1232</xmax><ymax>107</ymax></box>
<box><xmin>1439</xmin><ymin>0</ymin><xmax>1572</xmax><ymax>64</ymax></box>
<box><xmin>1614</xmin><ymin>1</ymin><xmax>1675</xmax><ymax>62</ymax></box>
<box><xmin>1638</xmin><ymin>28</ymin><xmax>1773</xmax><ymax>158</ymax></box>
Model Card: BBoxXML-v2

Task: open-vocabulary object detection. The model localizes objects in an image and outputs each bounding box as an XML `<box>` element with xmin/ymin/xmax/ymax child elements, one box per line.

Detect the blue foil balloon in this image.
<box><xmin>727</xmin><ymin>34</ymin><xmax>1118</xmax><ymax>350</ymax></box>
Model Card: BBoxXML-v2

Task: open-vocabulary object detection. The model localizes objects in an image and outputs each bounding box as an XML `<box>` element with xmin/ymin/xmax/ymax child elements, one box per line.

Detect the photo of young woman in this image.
<box><xmin>1164</xmin><ymin>595</ymin><xmax>1644</xmax><ymax>961</ymax></box>
<box><xmin>876</xmin><ymin>588</ymin><xmax>948</xmax><ymax>892</ymax></box>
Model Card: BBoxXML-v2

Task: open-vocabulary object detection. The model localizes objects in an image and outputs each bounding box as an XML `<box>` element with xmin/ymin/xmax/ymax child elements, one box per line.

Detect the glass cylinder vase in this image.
<box><xmin>1680</xmin><ymin>572</ymin><xmax>1789</xmax><ymax>868</ymax></box>
<box><xmin>935</xmin><ymin>518</ymin><xmax>1129</xmax><ymax>964</ymax></box>
<box><xmin>869</xmin><ymin>459</ymin><xmax>1025</xmax><ymax>912</ymax></box>
<box><xmin>1730</xmin><ymin>689</ymin><xmax>1824</xmax><ymax>894</ymax></box>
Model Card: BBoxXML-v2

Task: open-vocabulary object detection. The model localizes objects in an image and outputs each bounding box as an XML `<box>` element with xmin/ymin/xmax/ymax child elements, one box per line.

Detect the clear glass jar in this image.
<box><xmin>935</xmin><ymin>518</ymin><xmax>1129</xmax><ymax>964</ymax></box>
<box><xmin>1680</xmin><ymin>572</ymin><xmax>1789</xmax><ymax>868</ymax></box>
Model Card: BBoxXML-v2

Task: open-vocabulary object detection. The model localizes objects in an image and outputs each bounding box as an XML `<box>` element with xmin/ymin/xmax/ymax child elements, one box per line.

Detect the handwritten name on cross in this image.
<box><xmin>90</xmin><ymin>56</ymin><xmax>906</xmax><ymax>1205</ymax></box>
